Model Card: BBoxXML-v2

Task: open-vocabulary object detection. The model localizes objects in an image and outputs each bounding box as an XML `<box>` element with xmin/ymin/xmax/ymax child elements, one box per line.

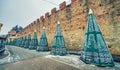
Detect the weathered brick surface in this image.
<box><xmin>59</xmin><ymin>1</ymin><xmax>66</xmax><ymax>10</ymax></box>
<box><xmin>16</xmin><ymin>0</ymin><xmax>120</xmax><ymax>55</ymax></box>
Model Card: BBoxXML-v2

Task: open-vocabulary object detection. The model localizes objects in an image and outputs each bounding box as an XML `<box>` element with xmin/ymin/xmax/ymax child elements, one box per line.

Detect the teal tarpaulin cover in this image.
<box><xmin>51</xmin><ymin>21</ymin><xmax>67</xmax><ymax>56</ymax></box>
<box><xmin>80</xmin><ymin>9</ymin><xmax>114</xmax><ymax>67</ymax></box>
<box><xmin>37</xmin><ymin>27</ymin><xmax>48</xmax><ymax>51</ymax></box>
<box><xmin>21</xmin><ymin>35</ymin><xmax>26</xmax><ymax>47</ymax></box>
<box><xmin>24</xmin><ymin>33</ymin><xmax>31</xmax><ymax>48</ymax></box>
<box><xmin>29</xmin><ymin>31</ymin><xmax>38</xmax><ymax>50</ymax></box>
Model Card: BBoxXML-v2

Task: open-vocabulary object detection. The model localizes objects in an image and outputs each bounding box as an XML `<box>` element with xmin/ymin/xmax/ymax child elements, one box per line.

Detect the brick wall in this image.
<box><xmin>16</xmin><ymin>0</ymin><xmax>120</xmax><ymax>55</ymax></box>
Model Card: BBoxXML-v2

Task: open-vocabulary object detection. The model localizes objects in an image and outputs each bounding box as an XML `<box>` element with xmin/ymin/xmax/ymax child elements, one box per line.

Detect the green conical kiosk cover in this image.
<box><xmin>13</xmin><ymin>38</ymin><xmax>16</xmax><ymax>46</ymax></box>
<box><xmin>9</xmin><ymin>38</ymin><xmax>12</xmax><ymax>45</ymax></box>
<box><xmin>21</xmin><ymin>35</ymin><xmax>26</xmax><ymax>47</ymax></box>
<box><xmin>5</xmin><ymin>39</ymin><xmax>9</xmax><ymax>45</ymax></box>
<box><xmin>50</xmin><ymin>21</ymin><xmax>67</xmax><ymax>55</ymax></box>
<box><xmin>37</xmin><ymin>27</ymin><xmax>48</xmax><ymax>51</ymax></box>
<box><xmin>29</xmin><ymin>31</ymin><xmax>38</xmax><ymax>50</ymax></box>
<box><xmin>16</xmin><ymin>38</ymin><xmax>19</xmax><ymax>46</ymax></box>
<box><xmin>13</xmin><ymin>38</ymin><xmax>17</xmax><ymax>46</ymax></box>
<box><xmin>17</xmin><ymin>38</ymin><xmax>21</xmax><ymax>46</ymax></box>
<box><xmin>18</xmin><ymin>37</ymin><xmax>23</xmax><ymax>47</ymax></box>
<box><xmin>80</xmin><ymin>9</ymin><xmax>114</xmax><ymax>67</ymax></box>
<box><xmin>17</xmin><ymin>37</ymin><xmax>20</xmax><ymax>46</ymax></box>
<box><xmin>24</xmin><ymin>33</ymin><xmax>31</xmax><ymax>48</ymax></box>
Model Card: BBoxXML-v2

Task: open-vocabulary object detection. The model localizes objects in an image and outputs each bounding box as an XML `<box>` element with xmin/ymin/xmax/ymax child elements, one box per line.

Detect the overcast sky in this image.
<box><xmin>0</xmin><ymin>0</ymin><xmax>70</xmax><ymax>35</ymax></box>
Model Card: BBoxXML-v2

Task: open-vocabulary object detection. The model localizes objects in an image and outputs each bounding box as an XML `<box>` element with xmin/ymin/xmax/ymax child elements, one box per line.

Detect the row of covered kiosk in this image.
<box><xmin>6</xmin><ymin>9</ymin><xmax>115</xmax><ymax>67</ymax></box>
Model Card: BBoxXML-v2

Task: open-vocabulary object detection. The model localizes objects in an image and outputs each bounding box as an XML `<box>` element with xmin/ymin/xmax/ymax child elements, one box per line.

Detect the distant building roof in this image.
<box><xmin>8</xmin><ymin>30</ymin><xmax>17</xmax><ymax>36</ymax></box>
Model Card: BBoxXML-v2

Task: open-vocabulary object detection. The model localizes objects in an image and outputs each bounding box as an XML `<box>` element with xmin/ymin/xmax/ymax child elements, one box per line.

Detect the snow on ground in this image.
<box><xmin>0</xmin><ymin>45</ymin><xmax>50</xmax><ymax>65</ymax></box>
<box><xmin>1</xmin><ymin>45</ymin><xmax>120</xmax><ymax>70</ymax></box>
<box><xmin>45</xmin><ymin>54</ymin><xmax>81</xmax><ymax>68</ymax></box>
<box><xmin>44</xmin><ymin>54</ymin><xmax>120</xmax><ymax>70</ymax></box>
<box><xmin>7</xmin><ymin>50</ymin><xmax>50</xmax><ymax>63</ymax></box>
<box><xmin>0</xmin><ymin>48</ymin><xmax>10</xmax><ymax>65</ymax></box>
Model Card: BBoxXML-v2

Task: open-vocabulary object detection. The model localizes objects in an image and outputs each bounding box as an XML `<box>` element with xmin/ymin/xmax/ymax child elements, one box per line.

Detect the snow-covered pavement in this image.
<box><xmin>1</xmin><ymin>45</ymin><xmax>49</xmax><ymax>64</ymax></box>
<box><xmin>0</xmin><ymin>48</ymin><xmax>10</xmax><ymax>64</ymax></box>
<box><xmin>45</xmin><ymin>54</ymin><xmax>120</xmax><ymax>70</ymax></box>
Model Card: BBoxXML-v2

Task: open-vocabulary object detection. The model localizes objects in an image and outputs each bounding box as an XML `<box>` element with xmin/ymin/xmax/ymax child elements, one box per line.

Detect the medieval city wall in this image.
<box><xmin>16</xmin><ymin>0</ymin><xmax>120</xmax><ymax>55</ymax></box>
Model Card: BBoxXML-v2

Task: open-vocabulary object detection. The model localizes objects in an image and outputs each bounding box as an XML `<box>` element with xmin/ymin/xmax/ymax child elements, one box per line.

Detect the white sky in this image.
<box><xmin>0</xmin><ymin>0</ymin><xmax>71</xmax><ymax>35</ymax></box>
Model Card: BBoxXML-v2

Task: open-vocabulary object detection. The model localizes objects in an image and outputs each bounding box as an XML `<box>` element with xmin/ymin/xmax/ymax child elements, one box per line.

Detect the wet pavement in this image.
<box><xmin>0</xmin><ymin>57</ymin><xmax>80</xmax><ymax>70</ymax></box>
<box><xmin>0</xmin><ymin>45</ymin><xmax>80</xmax><ymax>70</ymax></box>
<box><xmin>0</xmin><ymin>45</ymin><xmax>120</xmax><ymax>70</ymax></box>
<box><xmin>6</xmin><ymin>45</ymin><xmax>49</xmax><ymax>63</ymax></box>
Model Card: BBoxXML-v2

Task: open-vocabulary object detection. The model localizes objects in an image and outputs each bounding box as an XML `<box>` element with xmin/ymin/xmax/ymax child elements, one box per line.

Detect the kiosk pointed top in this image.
<box><xmin>89</xmin><ymin>8</ymin><xmax>93</xmax><ymax>14</ymax></box>
<box><xmin>43</xmin><ymin>27</ymin><xmax>45</xmax><ymax>29</ymax></box>
<box><xmin>34</xmin><ymin>30</ymin><xmax>36</xmax><ymax>32</ymax></box>
<box><xmin>57</xmin><ymin>21</ymin><xmax>60</xmax><ymax>24</ymax></box>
